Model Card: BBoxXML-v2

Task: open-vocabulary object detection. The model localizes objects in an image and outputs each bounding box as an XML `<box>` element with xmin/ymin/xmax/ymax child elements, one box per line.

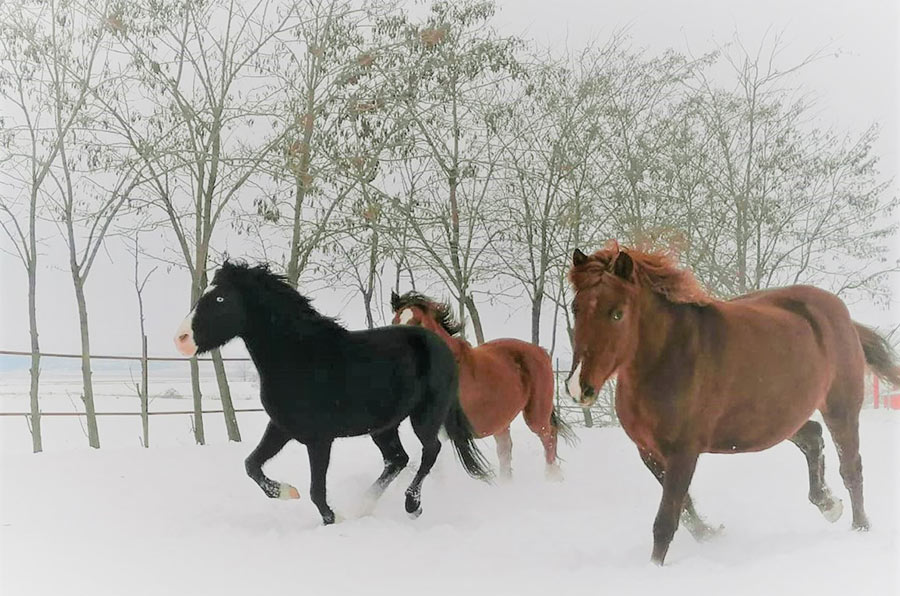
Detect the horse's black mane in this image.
<box><xmin>392</xmin><ymin>291</ymin><xmax>462</xmax><ymax>337</ymax></box>
<box><xmin>214</xmin><ymin>260</ymin><xmax>345</xmax><ymax>336</ymax></box>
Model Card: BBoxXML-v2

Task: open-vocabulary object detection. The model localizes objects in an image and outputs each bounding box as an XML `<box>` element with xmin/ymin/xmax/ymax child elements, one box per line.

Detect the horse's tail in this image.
<box><xmin>551</xmin><ymin>407</ymin><xmax>579</xmax><ymax>447</ymax></box>
<box><xmin>854</xmin><ymin>322</ymin><xmax>900</xmax><ymax>387</ymax></box>
<box><xmin>444</xmin><ymin>393</ymin><xmax>493</xmax><ymax>482</ymax></box>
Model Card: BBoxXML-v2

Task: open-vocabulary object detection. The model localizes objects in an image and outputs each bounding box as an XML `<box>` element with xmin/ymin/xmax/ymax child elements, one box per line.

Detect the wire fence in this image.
<box><xmin>7</xmin><ymin>348</ymin><xmax>889</xmax><ymax>451</ymax></box>
<box><xmin>0</xmin><ymin>350</ymin><xmax>612</xmax><ymax>428</ymax></box>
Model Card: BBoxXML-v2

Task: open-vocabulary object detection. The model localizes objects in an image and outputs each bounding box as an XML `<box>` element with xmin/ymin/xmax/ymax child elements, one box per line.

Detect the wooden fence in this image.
<box><xmin>0</xmin><ymin>350</ymin><xmax>614</xmax><ymax>451</ymax></box>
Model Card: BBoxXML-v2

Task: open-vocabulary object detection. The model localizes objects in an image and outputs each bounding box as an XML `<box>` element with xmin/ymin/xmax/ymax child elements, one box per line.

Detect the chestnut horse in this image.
<box><xmin>567</xmin><ymin>244</ymin><xmax>900</xmax><ymax>565</ymax></box>
<box><xmin>391</xmin><ymin>291</ymin><xmax>574</xmax><ymax>479</ymax></box>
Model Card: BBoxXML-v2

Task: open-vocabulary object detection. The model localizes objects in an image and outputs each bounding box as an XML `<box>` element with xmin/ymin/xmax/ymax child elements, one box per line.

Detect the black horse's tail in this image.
<box><xmin>854</xmin><ymin>322</ymin><xmax>900</xmax><ymax>387</ymax></box>
<box><xmin>444</xmin><ymin>397</ymin><xmax>493</xmax><ymax>482</ymax></box>
<box><xmin>551</xmin><ymin>407</ymin><xmax>579</xmax><ymax>447</ymax></box>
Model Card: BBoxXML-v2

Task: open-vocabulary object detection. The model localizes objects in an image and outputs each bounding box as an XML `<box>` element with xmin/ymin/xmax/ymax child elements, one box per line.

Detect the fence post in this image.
<box><xmin>582</xmin><ymin>406</ymin><xmax>594</xmax><ymax>428</ymax></box>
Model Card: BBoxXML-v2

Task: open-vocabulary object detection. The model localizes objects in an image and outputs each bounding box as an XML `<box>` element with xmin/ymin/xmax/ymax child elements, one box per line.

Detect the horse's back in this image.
<box><xmin>268</xmin><ymin>325</ymin><xmax>456</xmax><ymax>440</ymax></box>
<box><xmin>701</xmin><ymin>284</ymin><xmax>864</xmax><ymax>450</ymax></box>
<box><xmin>457</xmin><ymin>337</ymin><xmax>554</xmax><ymax>435</ymax></box>
<box><xmin>725</xmin><ymin>284</ymin><xmax>860</xmax><ymax>359</ymax></box>
<box><xmin>348</xmin><ymin>325</ymin><xmax>457</xmax><ymax>395</ymax></box>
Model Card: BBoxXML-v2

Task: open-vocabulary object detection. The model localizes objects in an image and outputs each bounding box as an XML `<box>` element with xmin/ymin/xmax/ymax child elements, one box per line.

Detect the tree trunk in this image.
<box><xmin>363</xmin><ymin>290</ymin><xmax>375</xmax><ymax>329</ymax></box>
<box><xmin>140</xmin><ymin>335</ymin><xmax>149</xmax><ymax>448</ymax></box>
<box><xmin>189</xmin><ymin>357</ymin><xmax>205</xmax><ymax>445</ymax></box>
<box><xmin>530</xmin><ymin>293</ymin><xmax>542</xmax><ymax>345</ymax></box>
<box><xmin>464</xmin><ymin>295</ymin><xmax>485</xmax><ymax>345</ymax></box>
<box><xmin>735</xmin><ymin>201</ymin><xmax>748</xmax><ymax>294</ymax></box>
<box><xmin>27</xmin><ymin>268</ymin><xmax>41</xmax><ymax>453</ymax></box>
<box><xmin>211</xmin><ymin>349</ymin><xmax>240</xmax><ymax>442</ymax></box>
<box><xmin>73</xmin><ymin>278</ymin><xmax>100</xmax><ymax>448</ymax></box>
<box><xmin>286</xmin><ymin>85</ymin><xmax>318</xmax><ymax>286</ymax></box>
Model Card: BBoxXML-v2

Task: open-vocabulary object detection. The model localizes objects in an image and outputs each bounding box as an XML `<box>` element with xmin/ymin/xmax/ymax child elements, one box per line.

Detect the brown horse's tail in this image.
<box><xmin>854</xmin><ymin>322</ymin><xmax>900</xmax><ymax>387</ymax></box>
<box><xmin>550</xmin><ymin>408</ymin><xmax>579</xmax><ymax>447</ymax></box>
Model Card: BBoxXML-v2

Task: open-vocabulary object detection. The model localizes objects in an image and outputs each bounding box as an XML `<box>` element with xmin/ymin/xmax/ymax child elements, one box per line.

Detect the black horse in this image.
<box><xmin>174</xmin><ymin>261</ymin><xmax>491</xmax><ymax>524</ymax></box>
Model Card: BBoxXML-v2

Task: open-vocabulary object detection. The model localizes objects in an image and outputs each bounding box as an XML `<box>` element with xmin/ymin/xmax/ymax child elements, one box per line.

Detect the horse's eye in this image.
<box><xmin>216</xmin><ymin>296</ymin><xmax>224</xmax><ymax>303</ymax></box>
<box><xmin>571</xmin><ymin>301</ymin><xmax>578</xmax><ymax>315</ymax></box>
<box><xmin>610</xmin><ymin>309</ymin><xmax>623</xmax><ymax>321</ymax></box>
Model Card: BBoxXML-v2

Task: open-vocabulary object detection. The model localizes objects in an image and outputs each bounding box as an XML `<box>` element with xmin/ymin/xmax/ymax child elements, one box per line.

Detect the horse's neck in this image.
<box><xmin>630</xmin><ymin>290</ymin><xmax>687</xmax><ymax>371</ymax></box>
<box><xmin>242</xmin><ymin>315</ymin><xmax>343</xmax><ymax>370</ymax></box>
<box><xmin>428</xmin><ymin>322</ymin><xmax>471</xmax><ymax>358</ymax></box>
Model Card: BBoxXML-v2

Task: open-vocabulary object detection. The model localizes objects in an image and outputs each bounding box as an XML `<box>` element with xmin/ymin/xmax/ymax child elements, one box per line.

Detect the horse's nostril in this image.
<box><xmin>583</xmin><ymin>385</ymin><xmax>595</xmax><ymax>398</ymax></box>
<box><xmin>178</xmin><ymin>333</ymin><xmax>189</xmax><ymax>343</ymax></box>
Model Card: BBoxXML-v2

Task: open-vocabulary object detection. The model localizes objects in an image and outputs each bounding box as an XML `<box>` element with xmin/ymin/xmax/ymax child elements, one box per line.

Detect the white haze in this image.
<box><xmin>0</xmin><ymin>0</ymin><xmax>897</xmax><ymax>363</ymax></box>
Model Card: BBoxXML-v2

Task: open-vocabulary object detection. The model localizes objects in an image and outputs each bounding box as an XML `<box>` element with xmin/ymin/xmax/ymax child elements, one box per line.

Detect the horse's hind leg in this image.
<box><xmin>639</xmin><ymin>448</ymin><xmax>721</xmax><ymax>542</ymax></box>
<box><xmin>405</xmin><ymin>416</ymin><xmax>442</xmax><ymax>518</ymax></box>
<box><xmin>822</xmin><ymin>395</ymin><xmax>869</xmax><ymax>530</ymax></box>
<box><xmin>245</xmin><ymin>421</ymin><xmax>299</xmax><ymax>499</ymax></box>
<box><xmin>522</xmin><ymin>396</ymin><xmax>561</xmax><ymax>480</ymax></box>
<box><xmin>788</xmin><ymin>420</ymin><xmax>843</xmax><ymax>522</ymax></box>
<box><xmin>366</xmin><ymin>427</ymin><xmax>410</xmax><ymax>505</ymax></box>
<box><xmin>495</xmin><ymin>428</ymin><xmax>513</xmax><ymax>479</ymax></box>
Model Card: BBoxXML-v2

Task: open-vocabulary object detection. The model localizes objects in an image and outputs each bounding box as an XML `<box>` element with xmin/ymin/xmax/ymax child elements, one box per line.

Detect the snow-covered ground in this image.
<box><xmin>1</xmin><ymin>382</ymin><xmax>899</xmax><ymax>595</ymax></box>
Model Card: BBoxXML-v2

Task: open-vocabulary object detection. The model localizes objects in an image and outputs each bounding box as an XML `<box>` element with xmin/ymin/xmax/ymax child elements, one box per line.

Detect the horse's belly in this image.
<box><xmin>706</xmin><ymin>385</ymin><xmax>822</xmax><ymax>453</ymax></box>
<box><xmin>459</xmin><ymin>377</ymin><xmax>526</xmax><ymax>437</ymax></box>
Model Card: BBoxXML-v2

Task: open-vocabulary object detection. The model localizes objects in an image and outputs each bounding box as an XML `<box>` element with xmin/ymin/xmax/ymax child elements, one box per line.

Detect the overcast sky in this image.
<box><xmin>0</xmin><ymin>0</ymin><xmax>897</xmax><ymax>361</ymax></box>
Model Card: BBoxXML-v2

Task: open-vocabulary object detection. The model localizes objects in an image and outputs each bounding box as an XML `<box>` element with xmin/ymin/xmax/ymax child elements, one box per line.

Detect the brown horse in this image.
<box><xmin>391</xmin><ymin>291</ymin><xmax>574</xmax><ymax>479</ymax></box>
<box><xmin>567</xmin><ymin>243</ymin><xmax>900</xmax><ymax>565</ymax></box>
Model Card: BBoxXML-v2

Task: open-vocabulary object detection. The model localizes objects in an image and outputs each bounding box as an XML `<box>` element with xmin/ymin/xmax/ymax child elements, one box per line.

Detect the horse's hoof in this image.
<box><xmin>821</xmin><ymin>499</ymin><xmax>843</xmax><ymax>523</ymax></box>
<box><xmin>408</xmin><ymin>507</ymin><xmax>423</xmax><ymax>519</ymax></box>
<box><xmin>405</xmin><ymin>491</ymin><xmax>420</xmax><ymax>515</ymax></box>
<box><xmin>321</xmin><ymin>512</ymin><xmax>336</xmax><ymax>525</ymax></box>
<box><xmin>695</xmin><ymin>523</ymin><xmax>725</xmax><ymax>542</ymax></box>
<box><xmin>545</xmin><ymin>465</ymin><xmax>564</xmax><ymax>482</ymax></box>
<box><xmin>278</xmin><ymin>483</ymin><xmax>301</xmax><ymax>500</ymax></box>
<box><xmin>852</xmin><ymin>519</ymin><xmax>870</xmax><ymax>532</ymax></box>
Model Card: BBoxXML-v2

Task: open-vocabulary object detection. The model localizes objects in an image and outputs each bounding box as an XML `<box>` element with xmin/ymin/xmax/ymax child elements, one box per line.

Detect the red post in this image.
<box><xmin>872</xmin><ymin>374</ymin><xmax>880</xmax><ymax>409</ymax></box>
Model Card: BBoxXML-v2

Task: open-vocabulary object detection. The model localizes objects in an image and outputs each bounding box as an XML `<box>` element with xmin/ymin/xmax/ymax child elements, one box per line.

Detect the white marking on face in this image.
<box><xmin>174</xmin><ymin>310</ymin><xmax>198</xmax><ymax>356</ymax></box>
<box><xmin>398</xmin><ymin>308</ymin><xmax>414</xmax><ymax>325</ymax></box>
<box><xmin>566</xmin><ymin>361</ymin><xmax>583</xmax><ymax>401</ymax></box>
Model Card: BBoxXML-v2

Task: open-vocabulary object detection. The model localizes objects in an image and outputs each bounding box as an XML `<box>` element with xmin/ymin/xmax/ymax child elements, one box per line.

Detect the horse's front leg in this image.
<box><xmin>494</xmin><ymin>428</ymin><xmax>513</xmax><ymax>479</ymax></box>
<box><xmin>651</xmin><ymin>451</ymin><xmax>699</xmax><ymax>566</ymax></box>
<box><xmin>245</xmin><ymin>421</ymin><xmax>298</xmax><ymax>499</ymax></box>
<box><xmin>306</xmin><ymin>438</ymin><xmax>336</xmax><ymax>524</ymax></box>
<box><xmin>639</xmin><ymin>448</ymin><xmax>721</xmax><ymax>541</ymax></box>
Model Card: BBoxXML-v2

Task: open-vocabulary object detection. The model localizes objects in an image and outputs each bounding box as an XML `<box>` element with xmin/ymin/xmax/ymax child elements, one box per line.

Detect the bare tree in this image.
<box><xmin>375</xmin><ymin>0</ymin><xmax>522</xmax><ymax>343</ymax></box>
<box><xmin>686</xmin><ymin>35</ymin><xmax>897</xmax><ymax>299</ymax></box>
<box><xmin>0</xmin><ymin>0</ymin><xmax>117</xmax><ymax>451</ymax></box>
<box><xmin>84</xmin><ymin>0</ymin><xmax>310</xmax><ymax>443</ymax></box>
<box><xmin>493</xmin><ymin>43</ymin><xmax>626</xmax><ymax>344</ymax></box>
<box><xmin>131</xmin><ymin>234</ymin><xmax>157</xmax><ymax>448</ymax></box>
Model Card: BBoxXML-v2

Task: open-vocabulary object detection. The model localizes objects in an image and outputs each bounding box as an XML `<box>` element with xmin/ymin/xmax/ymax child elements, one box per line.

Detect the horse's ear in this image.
<box><xmin>612</xmin><ymin>251</ymin><xmax>634</xmax><ymax>280</ymax></box>
<box><xmin>390</xmin><ymin>290</ymin><xmax>401</xmax><ymax>312</ymax></box>
<box><xmin>573</xmin><ymin>248</ymin><xmax>588</xmax><ymax>267</ymax></box>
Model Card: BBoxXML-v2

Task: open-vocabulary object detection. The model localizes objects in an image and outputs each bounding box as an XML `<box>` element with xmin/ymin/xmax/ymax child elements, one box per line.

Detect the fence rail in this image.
<box><xmin>0</xmin><ymin>349</ymin><xmax>249</xmax><ymax>362</ymax></box>
<box><xmin>0</xmin><ymin>409</ymin><xmax>264</xmax><ymax>417</ymax></box>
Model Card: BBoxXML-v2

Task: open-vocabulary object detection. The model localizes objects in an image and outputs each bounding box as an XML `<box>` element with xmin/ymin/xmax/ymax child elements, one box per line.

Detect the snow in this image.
<box><xmin>1</xmin><ymin>387</ymin><xmax>899</xmax><ymax>595</ymax></box>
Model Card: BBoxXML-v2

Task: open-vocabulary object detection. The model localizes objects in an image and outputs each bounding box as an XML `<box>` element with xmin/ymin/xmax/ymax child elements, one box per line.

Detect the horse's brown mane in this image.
<box><xmin>392</xmin><ymin>291</ymin><xmax>463</xmax><ymax>336</ymax></box>
<box><xmin>570</xmin><ymin>244</ymin><xmax>713</xmax><ymax>306</ymax></box>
